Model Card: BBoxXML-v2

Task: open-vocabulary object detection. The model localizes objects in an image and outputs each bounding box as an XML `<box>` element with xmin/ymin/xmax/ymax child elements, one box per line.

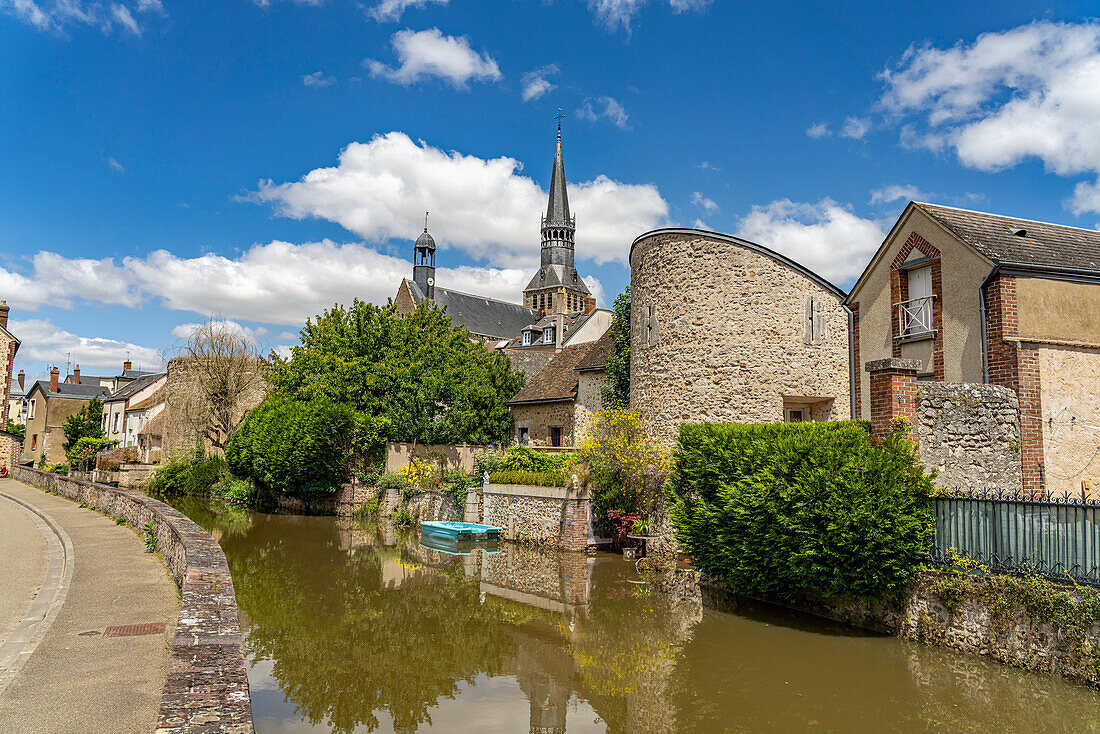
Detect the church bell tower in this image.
<box><xmin>412</xmin><ymin>213</ymin><xmax>436</xmax><ymax>300</ymax></box>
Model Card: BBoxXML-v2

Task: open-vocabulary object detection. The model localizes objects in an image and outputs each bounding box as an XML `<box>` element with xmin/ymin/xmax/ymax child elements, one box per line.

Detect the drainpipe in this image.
<box><xmin>841</xmin><ymin>302</ymin><xmax>856</xmax><ymax>420</ymax></box>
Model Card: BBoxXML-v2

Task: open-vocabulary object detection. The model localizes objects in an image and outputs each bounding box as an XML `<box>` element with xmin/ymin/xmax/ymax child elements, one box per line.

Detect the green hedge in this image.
<box><xmin>669</xmin><ymin>420</ymin><xmax>934</xmax><ymax>599</ymax></box>
<box><xmin>227</xmin><ymin>396</ymin><xmax>358</xmax><ymax>499</ymax></box>
<box><xmin>489</xmin><ymin>469</ymin><xmax>567</xmax><ymax>487</ymax></box>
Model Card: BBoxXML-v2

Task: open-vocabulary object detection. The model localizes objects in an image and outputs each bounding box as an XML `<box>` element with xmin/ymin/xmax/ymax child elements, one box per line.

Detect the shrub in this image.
<box><xmin>68</xmin><ymin>437</ymin><xmax>118</xmax><ymax>471</ymax></box>
<box><xmin>211</xmin><ymin>477</ymin><xmax>257</xmax><ymax>507</ymax></box>
<box><xmin>377</xmin><ymin>472</ymin><xmax>405</xmax><ymax>490</ymax></box>
<box><xmin>579</xmin><ymin>408</ymin><xmax>670</xmax><ymax>530</ymax></box>
<box><xmin>669</xmin><ymin>420</ymin><xmax>934</xmax><ymax>600</ymax></box>
<box><xmin>489</xmin><ymin>469</ymin><xmax>567</xmax><ymax>487</ymax></box>
<box><xmin>226</xmin><ymin>395</ymin><xmax>372</xmax><ymax>499</ymax></box>
<box><xmin>393</xmin><ymin>503</ymin><xmax>413</xmax><ymax>527</ymax></box>
<box><xmin>96</xmin><ymin>445</ymin><xmax>141</xmax><ymax>471</ymax></box>
<box><xmin>395</xmin><ymin>459</ymin><xmax>438</xmax><ymax>490</ymax></box>
<box><xmin>499</xmin><ymin>444</ymin><xmax>574</xmax><ymax>473</ymax></box>
<box><xmin>147</xmin><ymin>454</ymin><xmax>229</xmax><ymax>496</ymax></box>
<box><xmin>44</xmin><ymin>462</ymin><xmax>69</xmax><ymax>475</ymax></box>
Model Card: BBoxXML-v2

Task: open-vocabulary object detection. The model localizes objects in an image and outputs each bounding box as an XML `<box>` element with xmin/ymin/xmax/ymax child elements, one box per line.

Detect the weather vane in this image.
<box><xmin>424</xmin><ymin>211</ymin><xmax>429</xmax><ymax>231</ymax></box>
<box><xmin>555</xmin><ymin>107</ymin><xmax>565</xmax><ymax>130</ymax></box>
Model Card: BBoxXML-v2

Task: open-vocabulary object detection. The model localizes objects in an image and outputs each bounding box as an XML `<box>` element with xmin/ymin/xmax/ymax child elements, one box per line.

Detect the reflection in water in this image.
<box><xmin>168</xmin><ymin>498</ymin><xmax>1100</xmax><ymax>733</ymax></box>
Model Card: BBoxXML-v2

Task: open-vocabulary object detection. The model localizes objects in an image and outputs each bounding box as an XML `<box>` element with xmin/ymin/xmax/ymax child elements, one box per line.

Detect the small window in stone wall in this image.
<box><xmin>642</xmin><ymin>302</ymin><xmax>660</xmax><ymax>346</ymax></box>
<box><xmin>803</xmin><ymin>295</ymin><xmax>829</xmax><ymax>344</ymax></box>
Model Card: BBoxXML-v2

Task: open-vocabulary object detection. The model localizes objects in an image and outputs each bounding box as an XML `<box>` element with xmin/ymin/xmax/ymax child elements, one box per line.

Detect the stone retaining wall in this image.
<box><xmin>481</xmin><ymin>483</ymin><xmax>594</xmax><ymax>550</ymax></box>
<box><xmin>662</xmin><ymin>567</ymin><xmax>1100</xmax><ymax>690</ymax></box>
<box><xmin>269</xmin><ymin>482</ymin><xmax>462</xmax><ymax>521</ymax></box>
<box><xmin>12</xmin><ymin>465</ymin><xmax>254</xmax><ymax>734</ymax></box>
<box><xmin>917</xmin><ymin>382</ymin><xmax>1022</xmax><ymax>493</ymax></box>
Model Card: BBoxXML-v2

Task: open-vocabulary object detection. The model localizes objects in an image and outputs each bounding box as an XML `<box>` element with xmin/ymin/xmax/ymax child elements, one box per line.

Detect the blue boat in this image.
<box><xmin>419</xmin><ymin>520</ymin><xmax>500</xmax><ymax>542</ymax></box>
<box><xmin>419</xmin><ymin>533</ymin><xmax>501</xmax><ymax>556</ymax></box>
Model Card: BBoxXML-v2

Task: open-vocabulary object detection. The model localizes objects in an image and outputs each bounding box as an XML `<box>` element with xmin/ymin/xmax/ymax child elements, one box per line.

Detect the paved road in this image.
<box><xmin>0</xmin><ymin>478</ymin><xmax>180</xmax><ymax>734</ymax></box>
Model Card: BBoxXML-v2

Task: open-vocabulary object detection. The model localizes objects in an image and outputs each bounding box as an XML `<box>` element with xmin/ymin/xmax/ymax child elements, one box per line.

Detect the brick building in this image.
<box><xmin>0</xmin><ymin>301</ymin><xmax>21</xmax><ymax>468</ymax></box>
<box><xmin>848</xmin><ymin>202</ymin><xmax>1100</xmax><ymax>496</ymax></box>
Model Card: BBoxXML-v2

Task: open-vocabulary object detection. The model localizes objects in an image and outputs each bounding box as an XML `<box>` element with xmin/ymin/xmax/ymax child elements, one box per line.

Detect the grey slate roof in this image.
<box><xmin>30</xmin><ymin>380</ymin><xmax>110</xmax><ymax>399</ymax></box>
<box><xmin>407</xmin><ymin>280</ymin><xmax>538</xmax><ymax>340</ymax></box>
<box><xmin>502</xmin><ymin>349</ymin><xmax>556</xmax><ymax>381</ymax></box>
<box><xmin>523</xmin><ymin>263</ymin><xmax>591</xmax><ymax>294</ymax></box>
<box><xmin>917</xmin><ymin>202</ymin><xmax>1100</xmax><ymax>272</ymax></box>
<box><xmin>104</xmin><ymin>372</ymin><xmax>166</xmax><ymax>403</ymax></box>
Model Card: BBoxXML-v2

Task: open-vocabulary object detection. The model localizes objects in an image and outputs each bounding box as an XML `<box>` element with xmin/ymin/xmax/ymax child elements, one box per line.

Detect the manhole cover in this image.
<box><xmin>102</xmin><ymin>623</ymin><xmax>166</xmax><ymax>638</ymax></box>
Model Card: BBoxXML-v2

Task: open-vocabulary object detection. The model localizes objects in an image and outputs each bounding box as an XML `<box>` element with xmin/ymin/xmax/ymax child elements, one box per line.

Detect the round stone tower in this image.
<box><xmin>629</xmin><ymin>229</ymin><xmax>853</xmax><ymax>447</ymax></box>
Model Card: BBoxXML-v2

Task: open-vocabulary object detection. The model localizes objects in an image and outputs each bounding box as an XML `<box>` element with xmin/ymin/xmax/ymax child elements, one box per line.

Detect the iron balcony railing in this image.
<box><xmin>896</xmin><ymin>295</ymin><xmax>935</xmax><ymax>338</ymax></box>
<box><xmin>929</xmin><ymin>489</ymin><xmax>1100</xmax><ymax>586</ymax></box>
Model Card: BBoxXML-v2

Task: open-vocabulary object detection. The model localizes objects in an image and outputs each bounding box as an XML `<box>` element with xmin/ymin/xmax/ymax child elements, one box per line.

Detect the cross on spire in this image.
<box><xmin>424</xmin><ymin>211</ymin><xmax>429</xmax><ymax>231</ymax></box>
<box><xmin>555</xmin><ymin>107</ymin><xmax>564</xmax><ymax>138</ymax></box>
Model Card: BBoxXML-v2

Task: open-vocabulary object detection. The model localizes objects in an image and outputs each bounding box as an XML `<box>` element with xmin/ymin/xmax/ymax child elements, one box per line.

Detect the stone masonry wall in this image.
<box><xmin>630</xmin><ymin>231</ymin><xmax>851</xmax><ymax>447</ymax></box>
<box><xmin>12</xmin><ymin>465</ymin><xmax>253</xmax><ymax>734</ymax></box>
<box><xmin>917</xmin><ymin>382</ymin><xmax>1023</xmax><ymax>493</ymax></box>
<box><xmin>482</xmin><ymin>484</ymin><xmax>590</xmax><ymax>550</ymax></box>
<box><xmin>509</xmin><ymin>401</ymin><xmax>575</xmax><ymax>447</ymax></box>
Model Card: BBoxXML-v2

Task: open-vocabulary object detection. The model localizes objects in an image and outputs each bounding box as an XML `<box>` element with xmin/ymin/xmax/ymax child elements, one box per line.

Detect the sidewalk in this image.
<box><xmin>0</xmin><ymin>478</ymin><xmax>180</xmax><ymax>734</ymax></box>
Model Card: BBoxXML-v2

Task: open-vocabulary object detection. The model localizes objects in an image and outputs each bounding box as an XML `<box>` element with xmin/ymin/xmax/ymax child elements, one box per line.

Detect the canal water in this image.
<box><xmin>169</xmin><ymin>498</ymin><xmax>1100</xmax><ymax>734</ymax></box>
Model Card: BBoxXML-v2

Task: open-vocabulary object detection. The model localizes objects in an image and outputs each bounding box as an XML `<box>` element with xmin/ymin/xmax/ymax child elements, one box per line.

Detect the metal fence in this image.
<box><xmin>930</xmin><ymin>489</ymin><xmax>1100</xmax><ymax>586</ymax></box>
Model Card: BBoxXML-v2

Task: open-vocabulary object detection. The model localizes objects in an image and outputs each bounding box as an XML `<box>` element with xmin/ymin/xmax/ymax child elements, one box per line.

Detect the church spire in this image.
<box><xmin>545</xmin><ymin>110</ymin><xmax>572</xmax><ymax>226</ymax></box>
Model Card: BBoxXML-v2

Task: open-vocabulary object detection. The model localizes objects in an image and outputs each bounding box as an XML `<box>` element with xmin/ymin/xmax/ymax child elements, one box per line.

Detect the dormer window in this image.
<box><xmin>543</xmin><ymin>327</ymin><xmax>554</xmax><ymax>343</ymax></box>
<box><xmin>522</xmin><ymin>330</ymin><xmax>532</xmax><ymax>346</ymax></box>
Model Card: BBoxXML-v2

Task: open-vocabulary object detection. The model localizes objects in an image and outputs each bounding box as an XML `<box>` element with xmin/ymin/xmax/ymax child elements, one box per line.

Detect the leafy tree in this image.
<box><xmin>62</xmin><ymin>397</ymin><xmax>105</xmax><ymax>459</ymax></box>
<box><xmin>5</xmin><ymin>419</ymin><xmax>24</xmax><ymax>438</ymax></box>
<box><xmin>601</xmin><ymin>286</ymin><xmax>630</xmax><ymax>408</ymax></box>
<box><xmin>267</xmin><ymin>299</ymin><xmax>525</xmax><ymax>446</ymax></box>
<box><xmin>227</xmin><ymin>395</ymin><xmax>385</xmax><ymax>499</ymax></box>
<box><xmin>68</xmin><ymin>437</ymin><xmax>118</xmax><ymax>470</ymax></box>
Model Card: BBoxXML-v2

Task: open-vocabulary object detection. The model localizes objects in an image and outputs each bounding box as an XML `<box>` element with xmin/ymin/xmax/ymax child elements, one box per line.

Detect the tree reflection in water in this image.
<box><xmin>170</xmin><ymin>500</ymin><xmax>1100</xmax><ymax>734</ymax></box>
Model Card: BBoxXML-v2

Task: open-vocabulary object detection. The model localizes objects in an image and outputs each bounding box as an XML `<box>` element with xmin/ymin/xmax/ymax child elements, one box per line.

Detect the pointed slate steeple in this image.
<box><xmin>524</xmin><ymin>117</ymin><xmax>589</xmax><ymax>317</ymax></box>
<box><xmin>545</xmin><ymin>122</ymin><xmax>571</xmax><ymax>226</ymax></box>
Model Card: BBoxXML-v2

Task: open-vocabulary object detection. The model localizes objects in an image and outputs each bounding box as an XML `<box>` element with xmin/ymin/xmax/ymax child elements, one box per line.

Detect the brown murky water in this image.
<box><xmin>169</xmin><ymin>498</ymin><xmax>1100</xmax><ymax>734</ymax></box>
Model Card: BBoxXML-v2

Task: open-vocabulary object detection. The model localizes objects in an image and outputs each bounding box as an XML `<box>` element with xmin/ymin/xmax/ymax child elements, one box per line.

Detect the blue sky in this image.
<box><xmin>3</xmin><ymin>0</ymin><xmax>1100</xmax><ymax>382</ymax></box>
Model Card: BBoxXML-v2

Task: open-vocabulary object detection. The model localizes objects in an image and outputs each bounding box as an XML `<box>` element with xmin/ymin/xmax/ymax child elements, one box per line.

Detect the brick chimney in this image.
<box><xmin>123</xmin><ymin>360</ymin><xmax>132</xmax><ymax>373</ymax></box>
<box><xmin>866</xmin><ymin>358</ymin><xmax>921</xmax><ymax>453</ymax></box>
<box><xmin>0</xmin><ymin>300</ymin><xmax>8</xmax><ymax>330</ymax></box>
<box><xmin>17</xmin><ymin>370</ymin><xmax>24</xmax><ymax>392</ymax></box>
<box><xmin>49</xmin><ymin>367</ymin><xmax>59</xmax><ymax>393</ymax></box>
<box><xmin>72</xmin><ymin>364</ymin><xmax>80</xmax><ymax>384</ymax></box>
<box><xmin>583</xmin><ymin>295</ymin><xmax>596</xmax><ymax>315</ymax></box>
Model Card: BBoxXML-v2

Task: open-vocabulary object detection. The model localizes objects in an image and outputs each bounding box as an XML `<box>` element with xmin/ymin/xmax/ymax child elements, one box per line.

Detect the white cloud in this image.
<box><xmin>2</xmin><ymin>0</ymin><xmax>160</xmax><ymax>34</ymax></box>
<box><xmin>110</xmin><ymin>3</ymin><xmax>138</xmax><ymax>34</ymax></box>
<box><xmin>840</xmin><ymin>115</ymin><xmax>869</xmax><ymax>140</ymax></box>
<box><xmin>806</xmin><ymin>122</ymin><xmax>831</xmax><ymax>139</ymax></box>
<box><xmin>366</xmin><ymin>0</ymin><xmax>447</xmax><ymax>22</ymax></box>
<box><xmin>587</xmin><ymin>0</ymin><xmax>710</xmax><ymax>32</ymax></box>
<box><xmin>521</xmin><ymin>65</ymin><xmax>559</xmax><ymax>102</ymax></box>
<box><xmin>10</xmin><ymin>318</ymin><xmax>163</xmax><ymax>374</ymax></box>
<box><xmin>693</xmin><ymin>161</ymin><xmax>720</xmax><ymax>171</ymax></box>
<box><xmin>247</xmin><ymin>131</ymin><xmax>669</xmax><ymax>267</ymax></box>
<box><xmin>869</xmin><ymin>184</ymin><xmax>929</xmax><ymax>204</ymax></box>
<box><xmin>170</xmin><ymin>319</ymin><xmax>268</xmax><ymax>346</ymax></box>
<box><xmin>879</xmin><ymin>21</ymin><xmax>1100</xmax><ymax>215</ymax></box>
<box><xmin>0</xmin><ymin>239</ymin><xmax>604</xmax><ymax>328</ymax></box>
<box><xmin>365</xmin><ymin>28</ymin><xmax>501</xmax><ymax>88</ymax></box>
<box><xmin>577</xmin><ymin>96</ymin><xmax>629</xmax><ymax>129</ymax></box>
<box><xmin>302</xmin><ymin>71</ymin><xmax>336</xmax><ymax>87</ymax></box>
<box><xmin>735</xmin><ymin>198</ymin><xmax>887</xmax><ymax>285</ymax></box>
<box><xmin>690</xmin><ymin>191</ymin><xmax>718</xmax><ymax>212</ymax></box>
<box><xmin>107</xmin><ymin>156</ymin><xmax>124</xmax><ymax>172</ymax></box>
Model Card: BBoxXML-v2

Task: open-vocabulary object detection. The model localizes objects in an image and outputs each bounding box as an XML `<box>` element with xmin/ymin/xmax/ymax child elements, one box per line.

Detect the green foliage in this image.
<box><xmin>147</xmin><ymin>454</ymin><xmax>229</xmax><ymax>496</ymax></box>
<box><xmin>600</xmin><ymin>286</ymin><xmax>630</xmax><ymax>409</ymax></box>
<box><xmin>471</xmin><ymin>450</ymin><xmax>506</xmax><ymax>478</ymax></box>
<box><xmin>440</xmin><ymin>469</ymin><xmax>473</xmax><ymax>513</ymax></box>
<box><xmin>67</xmin><ymin>436</ymin><xmax>118</xmax><ymax>470</ymax></box>
<box><xmin>669</xmin><ymin>420</ymin><xmax>934</xmax><ymax>599</ymax></box>
<box><xmin>378</xmin><ymin>472</ymin><xmax>405</xmax><ymax>490</ymax></box>
<box><xmin>142</xmin><ymin>520</ymin><xmax>157</xmax><ymax>553</ymax></box>
<box><xmin>497</xmin><ymin>444</ymin><xmax>574</xmax><ymax>472</ymax></box>
<box><xmin>393</xmin><ymin>503</ymin><xmax>413</xmax><ymax>527</ymax></box>
<box><xmin>579</xmin><ymin>408</ymin><xmax>670</xmax><ymax>529</ymax></box>
<box><xmin>44</xmin><ymin>462</ymin><xmax>69</xmax><ymax>475</ymax></box>
<box><xmin>226</xmin><ymin>395</ymin><xmax>369</xmax><ymax>499</ymax></box>
<box><xmin>5</xmin><ymin>419</ymin><xmax>24</xmax><ymax>438</ymax></box>
<box><xmin>62</xmin><ymin>397</ymin><xmax>105</xmax><ymax>456</ymax></box>
<box><xmin>266</xmin><ymin>299</ymin><xmax>525</xmax><ymax>446</ymax></box>
<box><xmin>211</xmin><ymin>477</ymin><xmax>257</xmax><ymax>507</ymax></box>
<box><xmin>354</xmin><ymin>494</ymin><xmax>382</xmax><ymax>519</ymax></box>
<box><xmin>489</xmin><ymin>469</ymin><xmax>567</xmax><ymax>487</ymax></box>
